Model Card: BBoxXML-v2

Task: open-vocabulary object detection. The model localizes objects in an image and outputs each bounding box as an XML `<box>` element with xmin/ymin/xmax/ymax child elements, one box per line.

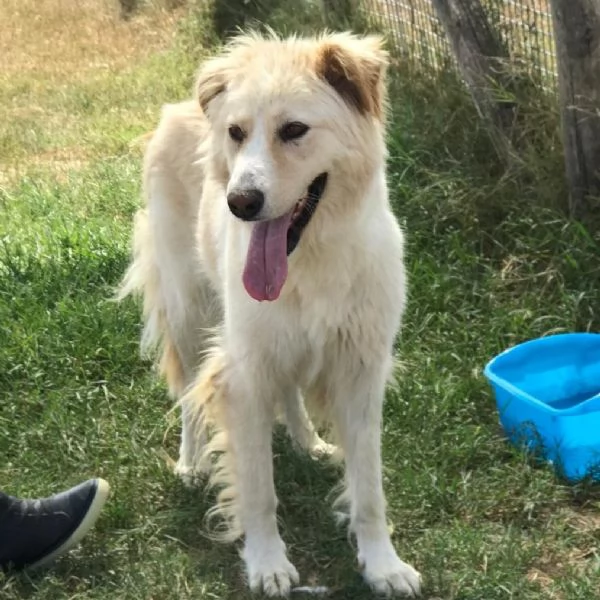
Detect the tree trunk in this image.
<box><xmin>549</xmin><ymin>0</ymin><xmax>600</xmax><ymax>219</ymax></box>
<box><xmin>431</xmin><ymin>0</ymin><xmax>516</xmax><ymax>160</ymax></box>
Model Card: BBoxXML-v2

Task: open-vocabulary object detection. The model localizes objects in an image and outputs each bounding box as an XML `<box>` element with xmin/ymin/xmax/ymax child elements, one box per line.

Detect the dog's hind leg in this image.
<box><xmin>120</xmin><ymin>168</ymin><xmax>219</xmax><ymax>484</ymax></box>
<box><xmin>281</xmin><ymin>390</ymin><xmax>337</xmax><ymax>459</ymax></box>
<box><xmin>329</xmin><ymin>357</ymin><xmax>422</xmax><ymax>597</ymax></box>
<box><xmin>150</xmin><ymin>172</ymin><xmax>221</xmax><ymax>483</ymax></box>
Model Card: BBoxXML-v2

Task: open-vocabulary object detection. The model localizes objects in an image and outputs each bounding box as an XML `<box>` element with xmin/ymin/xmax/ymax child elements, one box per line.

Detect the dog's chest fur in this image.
<box><xmin>221</xmin><ymin>217</ymin><xmax>405</xmax><ymax>389</ymax></box>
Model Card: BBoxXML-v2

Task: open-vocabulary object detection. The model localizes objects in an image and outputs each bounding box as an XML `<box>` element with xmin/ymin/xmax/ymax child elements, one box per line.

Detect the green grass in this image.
<box><xmin>1</xmin><ymin>5</ymin><xmax>600</xmax><ymax>600</ymax></box>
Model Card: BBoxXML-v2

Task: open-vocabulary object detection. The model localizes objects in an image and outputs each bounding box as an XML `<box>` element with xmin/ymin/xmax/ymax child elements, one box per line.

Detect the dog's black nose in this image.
<box><xmin>227</xmin><ymin>189</ymin><xmax>265</xmax><ymax>221</ymax></box>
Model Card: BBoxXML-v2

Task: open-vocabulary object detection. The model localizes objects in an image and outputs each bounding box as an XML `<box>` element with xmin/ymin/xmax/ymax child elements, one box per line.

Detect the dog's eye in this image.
<box><xmin>279</xmin><ymin>122</ymin><xmax>309</xmax><ymax>142</ymax></box>
<box><xmin>228</xmin><ymin>124</ymin><xmax>246</xmax><ymax>143</ymax></box>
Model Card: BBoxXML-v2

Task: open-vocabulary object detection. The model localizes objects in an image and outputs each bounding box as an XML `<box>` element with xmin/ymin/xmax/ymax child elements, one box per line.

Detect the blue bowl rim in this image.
<box><xmin>483</xmin><ymin>332</ymin><xmax>600</xmax><ymax>416</ymax></box>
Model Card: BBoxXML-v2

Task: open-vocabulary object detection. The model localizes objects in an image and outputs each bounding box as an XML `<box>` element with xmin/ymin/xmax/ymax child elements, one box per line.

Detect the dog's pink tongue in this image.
<box><xmin>243</xmin><ymin>212</ymin><xmax>292</xmax><ymax>302</ymax></box>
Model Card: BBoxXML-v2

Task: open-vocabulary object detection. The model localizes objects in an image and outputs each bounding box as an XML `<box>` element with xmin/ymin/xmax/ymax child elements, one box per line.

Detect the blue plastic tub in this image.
<box><xmin>484</xmin><ymin>333</ymin><xmax>600</xmax><ymax>481</ymax></box>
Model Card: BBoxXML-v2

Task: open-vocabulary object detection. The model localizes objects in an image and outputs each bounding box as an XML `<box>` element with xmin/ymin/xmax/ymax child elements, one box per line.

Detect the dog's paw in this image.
<box><xmin>174</xmin><ymin>461</ymin><xmax>205</xmax><ymax>488</ymax></box>
<box><xmin>360</xmin><ymin>544</ymin><xmax>421</xmax><ymax>597</ymax></box>
<box><xmin>243</xmin><ymin>542</ymin><xmax>299</xmax><ymax>597</ymax></box>
<box><xmin>308</xmin><ymin>437</ymin><xmax>338</xmax><ymax>460</ymax></box>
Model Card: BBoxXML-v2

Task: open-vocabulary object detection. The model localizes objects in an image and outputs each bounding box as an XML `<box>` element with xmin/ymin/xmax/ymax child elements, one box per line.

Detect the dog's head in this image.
<box><xmin>196</xmin><ymin>32</ymin><xmax>388</xmax><ymax>301</ymax></box>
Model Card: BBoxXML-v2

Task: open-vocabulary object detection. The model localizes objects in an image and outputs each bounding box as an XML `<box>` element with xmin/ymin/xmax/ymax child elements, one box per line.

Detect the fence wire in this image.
<box><xmin>361</xmin><ymin>0</ymin><xmax>557</xmax><ymax>90</ymax></box>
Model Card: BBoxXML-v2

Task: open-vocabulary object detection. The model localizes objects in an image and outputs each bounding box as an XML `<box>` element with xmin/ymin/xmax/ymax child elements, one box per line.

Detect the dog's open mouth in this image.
<box><xmin>286</xmin><ymin>172</ymin><xmax>328</xmax><ymax>255</ymax></box>
<box><xmin>242</xmin><ymin>172</ymin><xmax>328</xmax><ymax>303</ymax></box>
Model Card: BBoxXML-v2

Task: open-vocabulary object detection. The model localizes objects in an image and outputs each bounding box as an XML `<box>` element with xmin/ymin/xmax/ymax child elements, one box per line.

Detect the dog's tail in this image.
<box><xmin>180</xmin><ymin>343</ymin><xmax>243</xmax><ymax>542</ymax></box>
<box><xmin>117</xmin><ymin>209</ymin><xmax>185</xmax><ymax>398</ymax></box>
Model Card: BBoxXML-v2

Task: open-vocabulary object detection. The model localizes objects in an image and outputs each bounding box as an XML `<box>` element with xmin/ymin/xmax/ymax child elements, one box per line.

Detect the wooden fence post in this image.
<box><xmin>549</xmin><ymin>0</ymin><xmax>600</xmax><ymax>219</ymax></box>
<box><xmin>431</xmin><ymin>0</ymin><xmax>516</xmax><ymax>161</ymax></box>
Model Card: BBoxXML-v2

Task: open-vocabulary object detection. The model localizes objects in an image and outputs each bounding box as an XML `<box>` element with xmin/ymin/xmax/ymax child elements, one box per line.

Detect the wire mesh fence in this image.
<box><xmin>361</xmin><ymin>0</ymin><xmax>557</xmax><ymax>91</ymax></box>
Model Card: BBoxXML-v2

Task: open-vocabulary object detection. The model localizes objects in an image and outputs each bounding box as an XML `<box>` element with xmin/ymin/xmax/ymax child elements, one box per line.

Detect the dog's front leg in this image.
<box><xmin>330</xmin><ymin>360</ymin><xmax>422</xmax><ymax>597</ymax></box>
<box><xmin>226</xmin><ymin>367</ymin><xmax>299</xmax><ymax>597</ymax></box>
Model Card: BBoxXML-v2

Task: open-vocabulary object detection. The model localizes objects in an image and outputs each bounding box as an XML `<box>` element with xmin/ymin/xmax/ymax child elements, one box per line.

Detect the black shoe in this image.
<box><xmin>0</xmin><ymin>478</ymin><xmax>110</xmax><ymax>570</ymax></box>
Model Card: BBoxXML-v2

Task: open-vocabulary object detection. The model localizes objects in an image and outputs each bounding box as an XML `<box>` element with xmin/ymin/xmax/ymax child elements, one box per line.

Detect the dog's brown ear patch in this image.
<box><xmin>316</xmin><ymin>35</ymin><xmax>388</xmax><ymax>120</ymax></box>
<box><xmin>196</xmin><ymin>57</ymin><xmax>229</xmax><ymax>114</ymax></box>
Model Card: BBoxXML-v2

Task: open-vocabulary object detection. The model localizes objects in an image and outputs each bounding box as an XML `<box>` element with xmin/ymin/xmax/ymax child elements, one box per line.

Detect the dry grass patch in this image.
<box><xmin>0</xmin><ymin>0</ymin><xmax>181</xmax><ymax>79</ymax></box>
<box><xmin>0</xmin><ymin>0</ymin><xmax>194</xmax><ymax>178</ymax></box>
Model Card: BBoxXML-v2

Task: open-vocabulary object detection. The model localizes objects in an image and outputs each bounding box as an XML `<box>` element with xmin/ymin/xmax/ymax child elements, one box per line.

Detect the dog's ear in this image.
<box><xmin>316</xmin><ymin>34</ymin><xmax>388</xmax><ymax>120</ymax></box>
<box><xmin>195</xmin><ymin>56</ymin><xmax>230</xmax><ymax>114</ymax></box>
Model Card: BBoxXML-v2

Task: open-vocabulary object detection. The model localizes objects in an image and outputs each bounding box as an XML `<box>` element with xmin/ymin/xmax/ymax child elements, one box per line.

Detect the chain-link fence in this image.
<box><xmin>361</xmin><ymin>0</ymin><xmax>557</xmax><ymax>91</ymax></box>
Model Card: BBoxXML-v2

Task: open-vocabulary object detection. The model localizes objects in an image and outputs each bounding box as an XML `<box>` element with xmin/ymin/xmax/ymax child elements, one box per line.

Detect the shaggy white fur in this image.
<box><xmin>119</xmin><ymin>31</ymin><xmax>421</xmax><ymax>597</ymax></box>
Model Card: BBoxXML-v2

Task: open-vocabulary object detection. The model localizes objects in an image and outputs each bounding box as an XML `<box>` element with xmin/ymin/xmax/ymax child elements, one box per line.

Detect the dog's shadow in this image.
<box><xmin>0</xmin><ymin>432</ymin><xmax>383</xmax><ymax>600</ymax></box>
<box><xmin>162</xmin><ymin>427</ymin><xmax>371</xmax><ymax>598</ymax></box>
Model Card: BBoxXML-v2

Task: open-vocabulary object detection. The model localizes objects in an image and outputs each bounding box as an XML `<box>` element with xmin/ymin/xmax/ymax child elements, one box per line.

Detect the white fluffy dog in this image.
<box><xmin>119</xmin><ymin>31</ymin><xmax>421</xmax><ymax>597</ymax></box>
